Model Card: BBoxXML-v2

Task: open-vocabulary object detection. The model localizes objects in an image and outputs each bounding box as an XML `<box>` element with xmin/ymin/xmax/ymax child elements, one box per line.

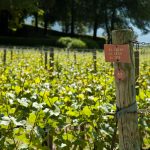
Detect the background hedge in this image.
<box><xmin>0</xmin><ymin>35</ymin><xmax>105</xmax><ymax>49</ymax></box>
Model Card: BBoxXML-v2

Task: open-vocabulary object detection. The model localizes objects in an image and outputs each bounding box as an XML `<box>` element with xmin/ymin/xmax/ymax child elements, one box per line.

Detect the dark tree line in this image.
<box><xmin>0</xmin><ymin>0</ymin><xmax>150</xmax><ymax>41</ymax></box>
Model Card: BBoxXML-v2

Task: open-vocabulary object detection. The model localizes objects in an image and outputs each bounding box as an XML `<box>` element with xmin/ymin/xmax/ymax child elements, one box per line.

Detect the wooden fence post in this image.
<box><xmin>112</xmin><ymin>29</ymin><xmax>140</xmax><ymax>150</ymax></box>
<box><xmin>44</xmin><ymin>48</ymin><xmax>48</xmax><ymax>70</ymax></box>
<box><xmin>11</xmin><ymin>48</ymin><xmax>13</xmax><ymax>61</ymax></box>
<box><xmin>134</xmin><ymin>47</ymin><xmax>139</xmax><ymax>95</ymax></box>
<box><xmin>49</xmin><ymin>48</ymin><xmax>54</xmax><ymax>71</ymax></box>
<box><xmin>40</xmin><ymin>47</ymin><xmax>43</xmax><ymax>65</ymax></box>
<box><xmin>47</xmin><ymin>130</ymin><xmax>53</xmax><ymax>150</ymax></box>
<box><xmin>3</xmin><ymin>49</ymin><xmax>6</xmax><ymax>65</ymax></box>
<box><xmin>74</xmin><ymin>49</ymin><xmax>77</xmax><ymax>65</ymax></box>
<box><xmin>67</xmin><ymin>48</ymin><xmax>70</xmax><ymax>58</ymax></box>
<box><xmin>93</xmin><ymin>49</ymin><xmax>97</xmax><ymax>72</ymax></box>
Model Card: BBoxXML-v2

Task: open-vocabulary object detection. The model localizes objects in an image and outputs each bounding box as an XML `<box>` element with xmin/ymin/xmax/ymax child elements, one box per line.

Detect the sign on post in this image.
<box><xmin>114</xmin><ymin>69</ymin><xmax>126</xmax><ymax>81</ymax></box>
<box><xmin>104</xmin><ymin>44</ymin><xmax>131</xmax><ymax>63</ymax></box>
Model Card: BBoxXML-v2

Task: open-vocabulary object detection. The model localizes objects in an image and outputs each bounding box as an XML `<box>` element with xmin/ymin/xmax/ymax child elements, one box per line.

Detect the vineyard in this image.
<box><xmin>0</xmin><ymin>47</ymin><xmax>149</xmax><ymax>150</ymax></box>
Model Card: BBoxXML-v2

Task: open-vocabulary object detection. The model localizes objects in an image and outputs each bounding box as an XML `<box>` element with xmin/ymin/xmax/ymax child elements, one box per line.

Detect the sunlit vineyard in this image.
<box><xmin>0</xmin><ymin>47</ymin><xmax>149</xmax><ymax>150</ymax></box>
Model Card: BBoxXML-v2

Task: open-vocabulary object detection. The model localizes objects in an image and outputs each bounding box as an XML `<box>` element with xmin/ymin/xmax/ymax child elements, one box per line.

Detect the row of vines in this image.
<box><xmin>0</xmin><ymin>48</ymin><xmax>149</xmax><ymax>150</ymax></box>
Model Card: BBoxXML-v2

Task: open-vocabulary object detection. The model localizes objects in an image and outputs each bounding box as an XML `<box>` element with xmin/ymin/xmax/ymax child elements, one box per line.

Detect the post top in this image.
<box><xmin>112</xmin><ymin>29</ymin><xmax>133</xmax><ymax>44</ymax></box>
<box><xmin>112</xmin><ymin>29</ymin><xmax>133</xmax><ymax>34</ymax></box>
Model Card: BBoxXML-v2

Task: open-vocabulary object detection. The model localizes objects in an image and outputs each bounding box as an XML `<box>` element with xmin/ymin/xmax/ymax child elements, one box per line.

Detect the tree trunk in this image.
<box><xmin>71</xmin><ymin>0</ymin><xmax>75</xmax><ymax>36</ymax></box>
<box><xmin>112</xmin><ymin>29</ymin><xmax>140</xmax><ymax>150</ymax></box>
<box><xmin>65</xmin><ymin>21</ymin><xmax>69</xmax><ymax>33</ymax></box>
<box><xmin>0</xmin><ymin>10</ymin><xmax>9</xmax><ymax>35</ymax></box>
<box><xmin>44</xmin><ymin>13</ymin><xmax>48</xmax><ymax>35</ymax></box>
<box><xmin>93</xmin><ymin>18</ymin><xmax>98</xmax><ymax>39</ymax></box>
<box><xmin>111</xmin><ymin>9</ymin><xmax>116</xmax><ymax>31</ymax></box>
<box><xmin>34</xmin><ymin>12</ymin><xmax>38</xmax><ymax>31</ymax></box>
<box><xmin>93</xmin><ymin>0</ymin><xmax>98</xmax><ymax>39</ymax></box>
<box><xmin>104</xmin><ymin>9</ymin><xmax>111</xmax><ymax>44</ymax></box>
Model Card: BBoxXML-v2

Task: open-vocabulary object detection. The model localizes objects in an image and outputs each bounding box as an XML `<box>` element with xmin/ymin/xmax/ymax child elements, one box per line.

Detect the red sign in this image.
<box><xmin>114</xmin><ymin>69</ymin><xmax>126</xmax><ymax>81</ymax></box>
<box><xmin>104</xmin><ymin>44</ymin><xmax>131</xmax><ymax>63</ymax></box>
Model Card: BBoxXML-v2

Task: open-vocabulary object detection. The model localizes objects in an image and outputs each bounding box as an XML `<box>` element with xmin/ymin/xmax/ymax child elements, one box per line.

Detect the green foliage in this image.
<box><xmin>57</xmin><ymin>36</ymin><xmax>104</xmax><ymax>49</ymax></box>
<box><xmin>0</xmin><ymin>48</ymin><xmax>149</xmax><ymax>149</ymax></box>
<box><xmin>58</xmin><ymin>37</ymin><xmax>87</xmax><ymax>49</ymax></box>
<box><xmin>70</xmin><ymin>38</ymin><xmax>86</xmax><ymax>49</ymax></box>
<box><xmin>0</xmin><ymin>35</ymin><xmax>104</xmax><ymax>49</ymax></box>
<box><xmin>1</xmin><ymin>0</ymin><xmax>150</xmax><ymax>38</ymax></box>
<box><xmin>136</xmin><ymin>63</ymin><xmax>150</xmax><ymax>149</ymax></box>
<box><xmin>0</xmin><ymin>0</ymin><xmax>37</xmax><ymax>30</ymax></box>
<box><xmin>81</xmin><ymin>38</ymin><xmax>99</xmax><ymax>49</ymax></box>
<box><xmin>57</xmin><ymin>37</ymin><xmax>73</xmax><ymax>47</ymax></box>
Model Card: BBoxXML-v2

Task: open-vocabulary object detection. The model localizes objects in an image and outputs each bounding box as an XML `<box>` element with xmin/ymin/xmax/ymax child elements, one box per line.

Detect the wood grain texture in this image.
<box><xmin>112</xmin><ymin>29</ymin><xmax>140</xmax><ymax>150</ymax></box>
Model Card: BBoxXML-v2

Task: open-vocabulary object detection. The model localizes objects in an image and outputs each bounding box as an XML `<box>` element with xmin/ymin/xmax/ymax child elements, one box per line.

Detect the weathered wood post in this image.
<box><xmin>134</xmin><ymin>44</ymin><xmax>139</xmax><ymax>95</ymax></box>
<box><xmin>67</xmin><ymin>48</ymin><xmax>70</xmax><ymax>58</ymax></box>
<box><xmin>47</xmin><ymin>130</ymin><xmax>53</xmax><ymax>150</ymax></box>
<box><xmin>112</xmin><ymin>29</ymin><xmax>140</xmax><ymax>150</ymax></box>
<box><xmin>40</xmin><ymin>47</ymin><xmax>43</xmax><ymax>65</ymax></box>
<box><xmin>49</xmin><ymin>48</ymin><xmax>54</xmax><ymax>71</ymax></box>
<box><xmin>44</xmin><ymin>48</ymin><xmax>48</xmax><ymax>70</ymax></box>
<box><xmin>3</xmin><ymin>49</ymin><xmax>6</xmax><ymax>65</ymax></box>
<box><xmin>74</xmin><ymin>49</ymin><xmax>77</xmax><ymax>65</ymax></box>
<box><xmin>11</xmin><ymin>48</ymin><xmax>13</xmax><ymax>61</ymax></box>
<box><xmin>93</xmin><ymin>49</ymin><xmax>97</xmax><ymax>72</ymax></box>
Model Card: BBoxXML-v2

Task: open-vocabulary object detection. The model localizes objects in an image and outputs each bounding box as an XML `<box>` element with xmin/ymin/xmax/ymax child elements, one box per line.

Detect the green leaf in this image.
<box><xmin>66</xmin><ymin>109</ymin><xmax>79</xmax><ymax>117</ymax></box>
<box><xmin>34</xmin><ymin>77</ymin><xmax>41</xmax><ymax>83</ymax></box>
<box><xmin>16</xmin><ymin>133</ymin><xmax>29</xmax><ymax>145</ymax></box>
<box><xmin>15</xmin><ymin>86</ymin><xmax>21</xmax><ymax>94</ymax></box>
<box><xmin>63</xmin><ymin>133</ymin><xmax>75</xmax><ymax>141</ymax></box>
<box><xmin>28</xmin><ymin>112</ymin><xmax>36</xmax><ymax>124</ymax></box>
<box><xmin>78</xmin><ymin>94</ymin><xmax>85</xmax><ymax>100</ymax></box>
<box><xmin>82</xmin><ymin>106</ymin><xmax>92</xmax><ymax>117</ymax></box>
<box><xmin>51</xmin><ymin>97</ymin><xmax>58</xmax><ymax>104</ymax></box>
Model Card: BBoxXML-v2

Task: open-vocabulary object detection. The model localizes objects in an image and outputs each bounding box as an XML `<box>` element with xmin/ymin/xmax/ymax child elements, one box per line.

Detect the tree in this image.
<box><xmin>0</xmin><ymin>0</ymin><xmax>37</xmax><ymax>35</ymax></box>
<box><xmin>102</xmin><ymin>0</ymin><xmax>150</xmax><ymax>43</ymax></box>
<box><xmin>54</xmin><ymin>0</ymin><xmax>71</xmax><ymax>34</ymax></box>
<box><xmin>55</xmin><ymin>0</ymin><xmax>89</xmax><ymax>35</ymax></box>
<box><xmin>77</xmin><ymin>0</ymin><xmax>105</xmax><ymax>39</ymax></box>
<box><xmin>125</xmin><ymin>0</ymin><xmax>150</xmax><ymax>34</ymax></box>
<box><xmin>39</xmin><ymin>0</ymin><xmax>56</xmax><ymax>35</ymax></box>
<box><xmin>0</xmin><ymin>0</ymin><xmax>12</xmax><ymax>35</ymax></box>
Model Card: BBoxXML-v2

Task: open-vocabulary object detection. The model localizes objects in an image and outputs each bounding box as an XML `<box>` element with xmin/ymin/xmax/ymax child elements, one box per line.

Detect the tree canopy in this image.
<box><xmin>0</xmin><ymin>0</ymin><xmax>150</xmax><ymax>40</ymax></box>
